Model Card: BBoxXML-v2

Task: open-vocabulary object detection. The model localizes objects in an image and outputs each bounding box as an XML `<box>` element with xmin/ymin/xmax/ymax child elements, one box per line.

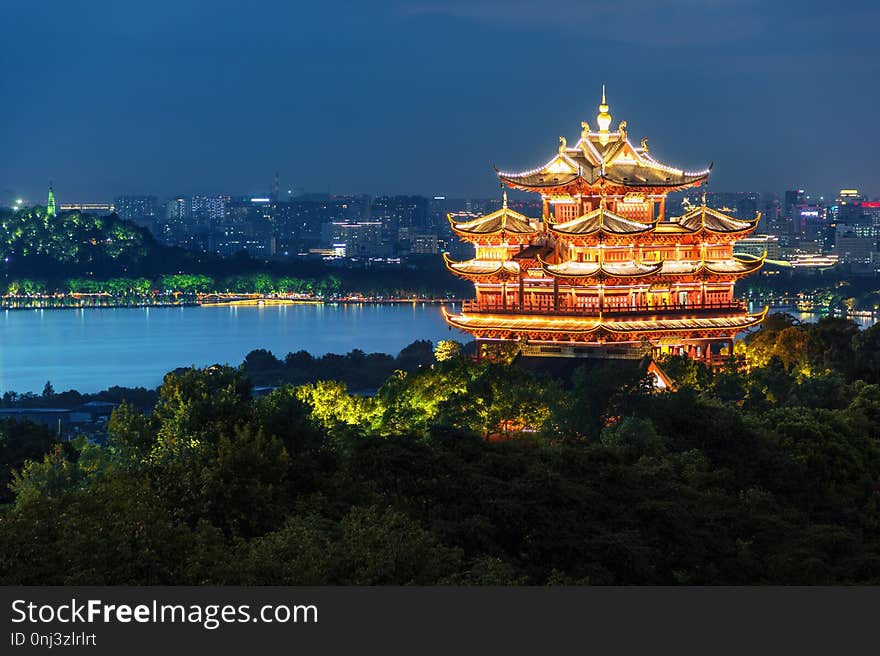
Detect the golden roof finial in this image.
<box><xmin>502</xmin><ymin>190</ymin><xmax>508</xmax><ymax>209</ymax></box>
<box><xmin>701</xmin><ymin>190</ymin><xmax>707</xmax><ymax>208</ymax></box>
<box><xmin>558</xmin><ymin>135</ymin><xmax>567</xmax><ymax>154</ymax></box>
<box><xmin>580</xmin><ymin>120</ymin><xmax>590</xmax><ymax>140</ymax></box>
<box><xmin>597</xmin><ymin>85</ymin><xmax>612</xmax><ymax>144</ymax></box>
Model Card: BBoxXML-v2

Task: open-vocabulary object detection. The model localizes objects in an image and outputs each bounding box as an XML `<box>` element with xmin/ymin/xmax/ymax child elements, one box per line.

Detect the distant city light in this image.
<box><xmin>250</xmin><ymin>197</ymin><xmax>271</xmax><ymax>203</ymax></box>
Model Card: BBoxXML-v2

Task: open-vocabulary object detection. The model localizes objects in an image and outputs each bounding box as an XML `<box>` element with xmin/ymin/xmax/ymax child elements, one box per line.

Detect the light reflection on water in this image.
<box><xmin>748</xmin><ymin>303</ymin><xmax>879</xmax><ymax>330</ymax></box>
<box><xmin>0</xmin><ymin>303</ymin><xmax>460</xmax><ymax>394</ymax></box>
<box><xmin>1</xmin><ymin>302</ymin><xmax>875</xmax><ymax>394</ymax></box>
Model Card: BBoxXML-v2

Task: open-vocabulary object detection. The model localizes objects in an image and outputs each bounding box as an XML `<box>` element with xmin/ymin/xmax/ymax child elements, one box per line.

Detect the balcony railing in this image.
<box><xmin>460</xmin><ymin>299</ymin><xmax>746</xmax><ymax>317</ymax></box>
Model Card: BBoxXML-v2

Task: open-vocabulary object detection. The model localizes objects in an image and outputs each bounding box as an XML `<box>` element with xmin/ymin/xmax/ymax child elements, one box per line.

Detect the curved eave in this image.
<box><xmin>702</xmin><ymin>222</ymin><xmax>760</xmax><ymax>236</ymax></box>
<box><xmin>538</xmin><ymin>255</ymin><xmax>663</xmax><ymax>280</ymax></box>
<box><xmin>602</xmin><ymin>309</ymin><xmax>768</xmax><ymax>334</ymax></box>
<box><xmin>537</xmin><ymin>255</ymin><xmax>600</xmax><ymax>279</ymax></box>
<box><xmin>498</xmin><ymin>173</ymin><xmax>580</xmax><ymax>191</ymax></box>
<box><xmin>659</xmin><ymin>261</ymin><xmax>706</xmax><ymax>276</ymax></box>
<box><xmin>603</xmin><ymin>171</ymin><xmax>709</xmax><ymax>190</ymax></box>
<box><xmin>441</xmin><ymin>306</ymin><xmax>770</xmax><ymax>335</ymax></box>
<box><xmin>601</xmin><ymin>262</ymin><xmax>664</xmax><ymax>278</ymax></box>
<box><xmin>442</xmin><ymin>306</ymin><xmax>602</xmax><ymax>335</ymax></box>
<box><xmin>677</xmin><ymin>210</ymin><xmax>761</xmax><ymax>236</ymax></box>
<box><xmin>704</xmin><ymin>253</ymin><xmax>766</xmax><ymax>276</ymax></box>
<box><xmin>442</xmin><ymin>253</ymin><xmax>518</xmax><ymax>279</ymax></box>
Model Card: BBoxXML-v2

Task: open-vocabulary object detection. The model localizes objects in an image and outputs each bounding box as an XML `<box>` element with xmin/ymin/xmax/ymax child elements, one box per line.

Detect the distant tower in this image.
<box><xmin>47</xmin><ymin>182</ymin><xmax>57</xmax><ymax>217</ymax></box>
<box><xmin>273</xmin><ymin>171</ymin><xmax>280</xmax><ymax>202</ymax></box>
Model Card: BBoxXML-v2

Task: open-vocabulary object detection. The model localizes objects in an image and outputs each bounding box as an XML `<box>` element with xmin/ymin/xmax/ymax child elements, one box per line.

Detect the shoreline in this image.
<box><xmin>1</xmin><ymin>297</ymin><xmax>460</xmax><ymax>311</ymax></box>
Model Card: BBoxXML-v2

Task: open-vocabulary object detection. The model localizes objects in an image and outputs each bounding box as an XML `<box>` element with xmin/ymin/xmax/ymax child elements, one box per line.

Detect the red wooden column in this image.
<box><xmin>518</xmin><ymin>270</ymin><xmax>524</xmax><ymax>309</ymax></box>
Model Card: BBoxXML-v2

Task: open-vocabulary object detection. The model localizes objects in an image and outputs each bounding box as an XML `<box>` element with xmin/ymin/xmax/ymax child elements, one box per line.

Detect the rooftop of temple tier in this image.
<box><xmin>442</xmin><ymin>88</ymin><xmax>767</xmax><ymax>364</ymax></box>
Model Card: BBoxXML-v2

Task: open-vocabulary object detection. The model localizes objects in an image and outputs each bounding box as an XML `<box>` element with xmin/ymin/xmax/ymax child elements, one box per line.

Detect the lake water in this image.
<box><xmin>0</xmin><ymin>303</ymin><xmax>460</xmax><ymax>394</ymax></box>
<box><xmin>0</xmin><ymin>303</ymin><xmax>875</xmax><ymax>394</ymax></box>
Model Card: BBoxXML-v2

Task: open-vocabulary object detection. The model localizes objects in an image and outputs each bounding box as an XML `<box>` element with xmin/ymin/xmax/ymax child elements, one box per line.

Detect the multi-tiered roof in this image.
<box><xmin>497</xmin><ymin>88</ymin><xmax>710</xmax><ymax>196</ymax></box>
<box><xmin>443</xmin><ymin>90</ymin><xmax>766</xmax><ymax>362</ymax></box>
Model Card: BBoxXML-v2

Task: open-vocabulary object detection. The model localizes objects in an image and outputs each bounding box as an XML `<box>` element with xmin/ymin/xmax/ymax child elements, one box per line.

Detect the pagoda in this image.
<box><xmin>442</xmin><ymin>89</ymin><xmax>766</xmax><ymax>363</ymax></box>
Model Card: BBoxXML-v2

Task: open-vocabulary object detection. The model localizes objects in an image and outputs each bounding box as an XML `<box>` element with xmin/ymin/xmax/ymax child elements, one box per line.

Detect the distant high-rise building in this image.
<box><xmin>410</xmin><ymin>232</ymin><xmax>439</xmax><ymax>255</ymax></box>
<box><xmin>115</xmin><ymin>195</ymin><xmax>159</xmax><ymax>222</ymax></box>
<box><xmin>831</xmin><ymin>189</ymin><xmax>867</xmax><ymax>225</ymax></box>
<box><xmin>190</xmin><ymin>195</ymin><xmax>230</xmax><ymax>250</ymax></box>
<box><xmin>734</xmin><ymin>234</ymin><xmax>780</xmax><ymax>261</ymax></box>
<box><xmin>796</xmin><ymin>204</ymin><xmax>827</xmax><ymax>245</ymax></box>
<box><xmin>218</xmin><ymin>197</ymin><xmax>275</xmax><ymax>257</ymax></box>
<box><xmin>784</xmin><ymin>189</ymin><xmax>805</xmax><ymax>217</ymax></box>
<box><xmin>272</xmin><ymin>194</ymin><xmax>369</xmax><ymax>254</ymax></box>
<box><xmin>783</xmin><ymin>189</ymin><xmax>805</xmax><ymax>239</ymax></box>
<box><xmin>322</xmin><ymin>220</ymin><xmax>386</xmax><ymax>258</ymax></box>
<box><xmin>190</xmin><ymin>195</ymin><xmax>229</xmax><ymax>225</ymax></box>
<box><xmin>372</xmin><ymin>195</ymin><xmax>429</xmax><ymax>248</ymax></box>
<box><xmin>834</xmin><ymin>223</ymin><xmax>877</xmax><ymax>264</ymax></box>
<box><xmin>760</xmin><ymin>193</ymin><xmax>783</xmax><ymax>235</ymax></box>
<box><xmin>862</xmin><ymin>201</ymin><xmax>880</xmax><ymax>230</ymax></box>
<box><xmin>165</xmin><ymin>196</ymin><xmax>189</xmax><ymax>221</ymax></box>
<box><xmin>159</xmin><ymin>196</ymin><xmax>189</xmax><ymax>244</ymax></box>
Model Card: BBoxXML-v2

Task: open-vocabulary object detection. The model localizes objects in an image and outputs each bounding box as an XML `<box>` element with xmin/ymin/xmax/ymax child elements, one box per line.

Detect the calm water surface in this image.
<box><xmin>0</xmin><ymin>303</ymin><xmax>459</xmax><ymax>394</ymax></box>
<box><xmin>0</xmin><ymin>303</ymin><xmax>875</xmax><ymax>394</ymax></box>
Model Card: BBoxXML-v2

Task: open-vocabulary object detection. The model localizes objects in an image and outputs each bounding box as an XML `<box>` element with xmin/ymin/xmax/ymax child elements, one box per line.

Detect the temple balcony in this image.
<box><xmin>461</xmin><ymin>299</ymin><xmax>747</xmax><ymax>318</ymax></box>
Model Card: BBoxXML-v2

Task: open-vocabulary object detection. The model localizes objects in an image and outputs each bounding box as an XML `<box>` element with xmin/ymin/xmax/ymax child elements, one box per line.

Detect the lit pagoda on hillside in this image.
<box><xmin>443</xmin><ymin>89</ymin><xmax>766</xmax><ymax>363</ymax></box>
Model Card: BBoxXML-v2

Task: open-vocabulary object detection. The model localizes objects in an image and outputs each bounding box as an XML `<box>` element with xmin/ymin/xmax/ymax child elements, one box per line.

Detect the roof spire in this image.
<box><xmin>597</xmin><ymin>85</ymin><xmax>612</xmax><ymax>144</ymax></box>
<box><xmin>502</xmin><ymin>190</ymin><xmax>508</xmax><ymax>209</ymax></box>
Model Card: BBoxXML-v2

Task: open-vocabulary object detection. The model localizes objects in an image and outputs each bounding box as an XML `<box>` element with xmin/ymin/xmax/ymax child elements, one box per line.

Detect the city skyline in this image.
<box><xmin>3</xmin><ymin>2</ymin><xmax>879</xmax><ymax>201</ymax></box>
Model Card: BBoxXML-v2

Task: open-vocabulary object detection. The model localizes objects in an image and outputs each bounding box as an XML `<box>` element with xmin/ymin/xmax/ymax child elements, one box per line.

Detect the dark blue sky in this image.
<box><xmin>3</xmin><ymin>1</ymin><xmax>879</xmax><ymax>202</ymax></box>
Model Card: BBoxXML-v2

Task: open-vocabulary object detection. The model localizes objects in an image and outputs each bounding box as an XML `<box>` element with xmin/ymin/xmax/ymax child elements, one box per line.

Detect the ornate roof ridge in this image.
<box><xmin>550</xmin><ymin>206</ymin><xmax>656</xmax><ymax>235</ymax></box>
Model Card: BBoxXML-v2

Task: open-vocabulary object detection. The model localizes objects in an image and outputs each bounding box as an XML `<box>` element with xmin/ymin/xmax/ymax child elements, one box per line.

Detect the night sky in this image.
<box><xmin>3</xmin><ymin>1</ymin><xmax>879</xmax><ymax>202</ymax></box>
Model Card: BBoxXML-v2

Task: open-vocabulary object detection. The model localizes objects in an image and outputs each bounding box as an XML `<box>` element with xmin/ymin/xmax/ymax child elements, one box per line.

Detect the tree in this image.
<box><xmin>852</xmin><ymin>323</ymin><xmax>880</xmax><ymax>384</ymax></box>
<box><xmin>434</xmin><ymin>340</ymin><xmax>463</xmax><ymax>362</ymax></box>
<box><xmin>396</xmin><ymin>340</ymin><xmax>434</xmax><ymax>370</ymax></box>
<box><xmin>0</xmin><ymin>419</ymin><xmax>59</xmax><ymax>504</ymax></box>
